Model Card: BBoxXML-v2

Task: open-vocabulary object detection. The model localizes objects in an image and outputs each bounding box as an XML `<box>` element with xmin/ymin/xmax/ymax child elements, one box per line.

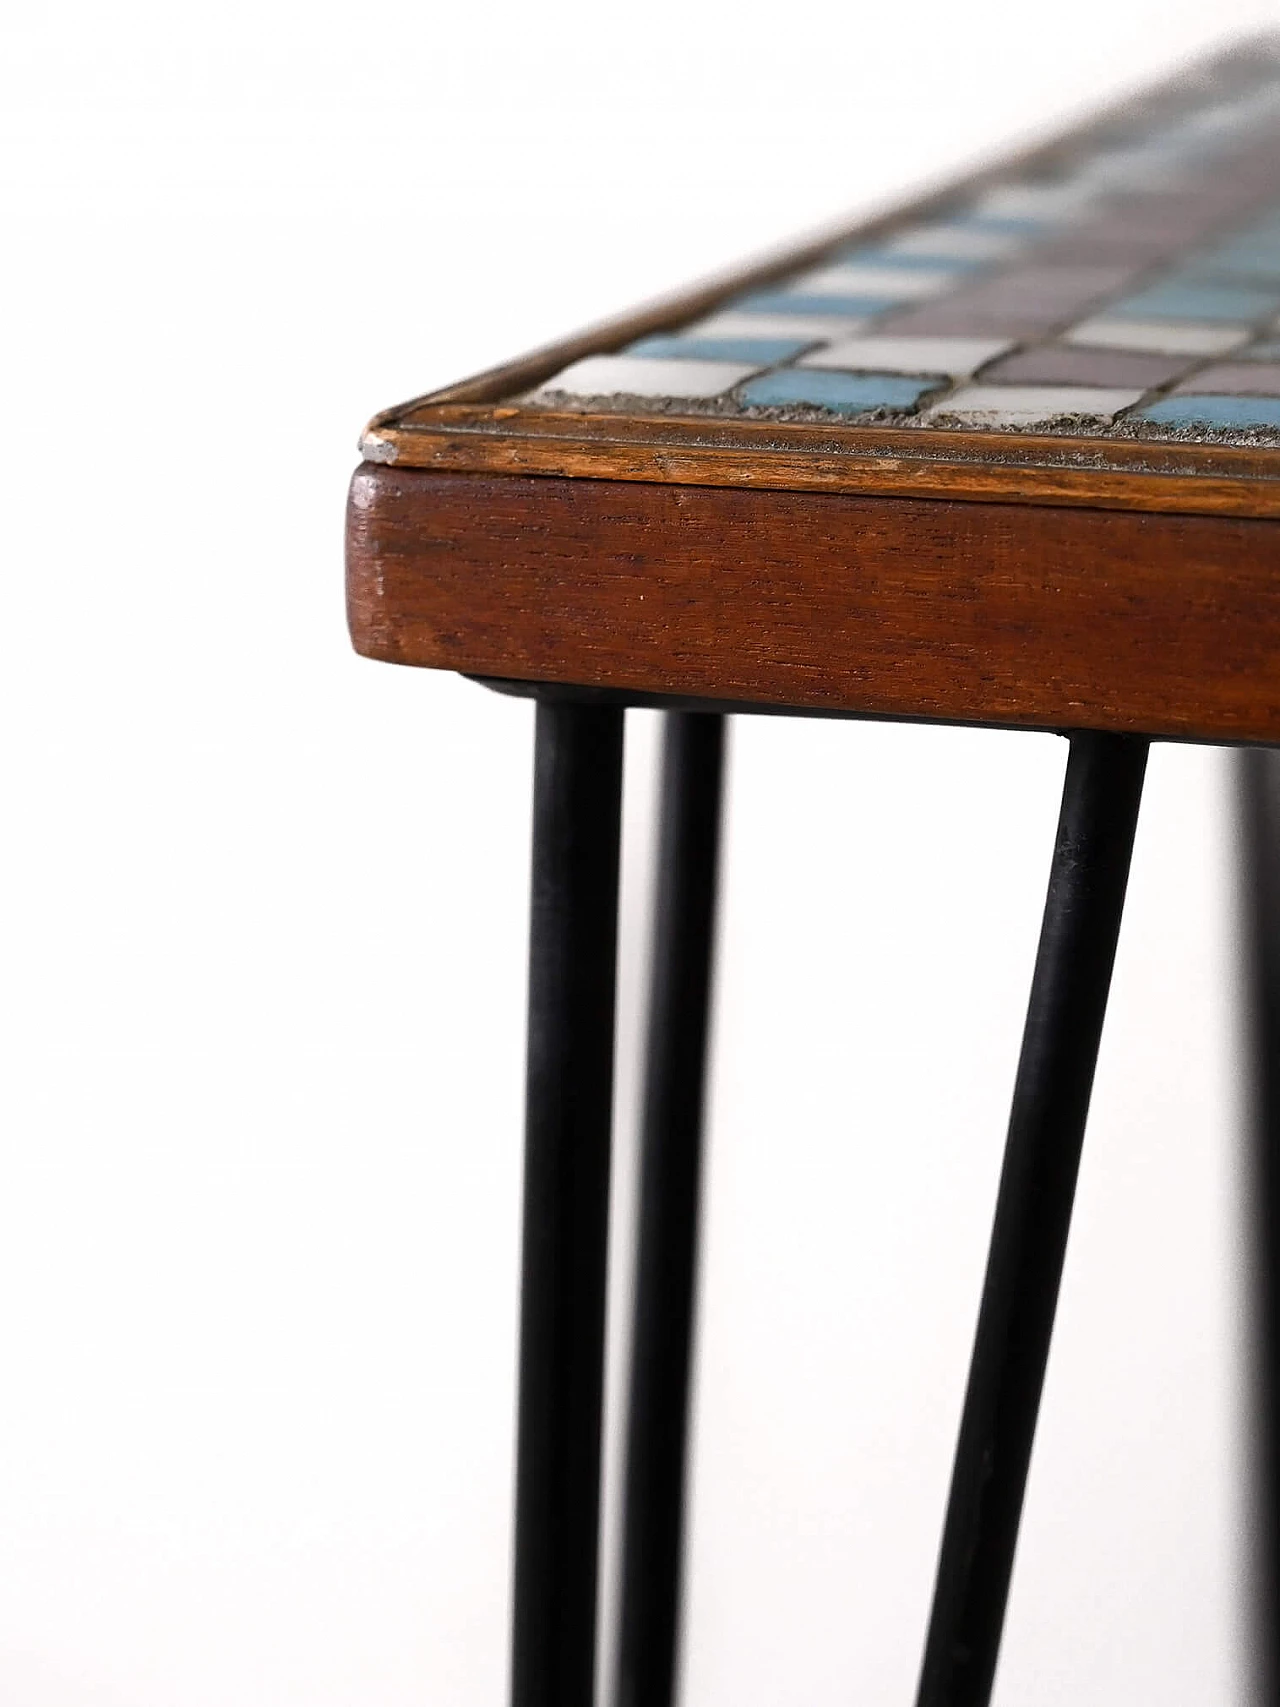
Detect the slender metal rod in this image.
<box><xmin>1239</xmin><ymin>746</ymin><xmax>1280</xmax><ymax>1706</ymax></box>
<box><xmin>511</xmin><ymin>701</ymin><xmax>625</xmax><ymax>1707</ymax></box>
<box><xmin>915</xmin><ymin>730</ymin><xmax>1149</xmax><ymax>1707</ymax></box>
<box><xmin>615</xmin><ymin>712</ymin><xmax>727</xmax><ymax>1707</ymax></box>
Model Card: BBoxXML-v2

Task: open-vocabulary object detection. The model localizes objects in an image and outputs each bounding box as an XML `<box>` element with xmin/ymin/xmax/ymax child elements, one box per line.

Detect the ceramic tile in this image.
<box><xmin>1170</xmin><ymin>361</ymin><xmax>1280</xmax><ymax>394</ymax></box>
<box><xmin>832</xmin><ymin>245</ymin><xmax>988</xmax><ymax>274</ymax></box>
<box><xmin>879</xmin><ymin>224</ymin><xmax>1029</xmax><ymax>263</ymax></box>
<box><xmin>732</xmin><ymin>289</ymin><xmax>903</xmax><ymax>318</ymax></box>
<box><xmin>875</xmin><ymin>301</ymin><xmax>1062</xmax><ymax>336</ymax></box>
<box><xmin>789</xmin><ymin>264</ymin><xmax>960</xmax><ymax>300</ymax></box>
<box><xmin>518</xmin><ymin>64</ymin><xmax>1280</xmax><ymax>450</ymax></box>
<box><xmin>1177</xmin><ymin>253</ymin><xmax>1280</xmax><ymax>285</ymax></box>
<box><xmin>798</xmin><ymin>334</ymin><xmax>1015</xmax><ymax>377</ymax></box>
<box><xmin>738</xmin><ymin>369</ymin><xmax>939</xmax><ymax>416</ymax></box>
<box><xmin>1107</xmin><ymin>280</ymin><xmax>1280</xmax><ymax>322</ymax></box>
<box><xmin>980</xmin><ymin>344</ymin><xmax>1190</xmax><ymax>388</ymax></box>
<box><xmin>1029</xmin><ymin>231</ymin><xmax>1183</xmax><ymax>265</ymax></box>
<box><xmin>534</xmin><ymin>354</ymin><xmax>761</xmax><ymax>401</ymax></box>
<box><xmin>919</xmin><ymin>384</ymin><xmax>1144</xmax><ymax>428</ymax></box>
<box><xmin>687</xmin><ymin>310</ymin><xmax>870</xmax><ymax>341</ymax></box>
<box><xmin>1075</xmin><ymin>148</ymin><xmax>1190</xmax><ymax>191</ymax></box>
<box><xmin>971</xmin><ymin>183</ymin><xmax>1101</xmax><ymax>221</ymax></box>
<box><xmin>941</xmin><ymin>264</ymin><xmax>1141</xmax><ymax>316</ymax></box>
<box><xmin>942</xmin><ymin>211</ymin><xmax>1056</xmax><ymax>234</ymax></box>
<box><xmin>627</xmin><ymin>333</ymin><xmax>817</xmax><ymax>364</ymax></box>
<box><xmin>1062</xmin><ymin>316</ymin><xmax>1251</xmax><ymax>356</ymax></box>
<box><xmin>1188</xmin><ymin>233</ymin><xmax>1280</xmax><ymax>263</ymax></box>
<box><xmin>1131</xmin><ymin>393</ymin><xmax>1280</xmax><ymax>430</ymax></box>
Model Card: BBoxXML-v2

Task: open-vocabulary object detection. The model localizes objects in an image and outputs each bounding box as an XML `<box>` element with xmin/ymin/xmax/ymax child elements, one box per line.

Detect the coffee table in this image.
<box><xmin>347</xmin><ymin>40</ymin><xmax>1280</xmax><ymax>1707</ymax></box>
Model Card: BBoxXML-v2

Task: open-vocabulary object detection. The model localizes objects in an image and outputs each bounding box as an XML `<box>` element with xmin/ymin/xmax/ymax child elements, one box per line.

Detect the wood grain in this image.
<box><xmin>364</xmin><ymin>404</ymin><xmax>1280</xmax><ymax>520</ymax></box>
<box><xmin>346</xmin><ymin>466</ymin><xmax>1280</xmax><ymax>744</ymax></box>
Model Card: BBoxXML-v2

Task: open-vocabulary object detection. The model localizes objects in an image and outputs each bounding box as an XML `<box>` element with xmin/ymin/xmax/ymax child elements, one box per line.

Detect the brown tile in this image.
<box><xmin>878</xmin><ymin>263</ymin><xmax>1139</xmax><ymax>338</ymax></box>
<box><xmin>1171</xmin><ymin>360</ymin><xmax>1280</xmax><ymax>395</ymax></box>
<box><xmin>874</xmin><ymin>302</ymin><xmax>1061</xmax><ymax>336</ymax></box>
<box><xmin>952</xmin><ymin>263</ymin><xmax>1142</xmax><ymax>313</ymax></box>
<box><xmin>1031</xmin><ymin>233</ymin><xmax>1180</xmax><ymax>266</ymax></box>
<box><xmin>981</xmin><ymin>344</ymin><xmax>1190</xmax><ymax>388</ymax></box>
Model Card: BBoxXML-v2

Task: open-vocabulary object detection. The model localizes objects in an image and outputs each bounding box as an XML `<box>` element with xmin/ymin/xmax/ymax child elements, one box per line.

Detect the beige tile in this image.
<box><xmin>920</xmin><ymin>383</ymin><xmax>1144</xmax><ymax>428</ymax></box>
<box><xmin>1063</xmin><ymin>317</ymin><xmax>1251</xmax><ymax>356</ymax></box>
<box><xmin>687</xmin><ymin>310</ymin><xmax>869</xmax><ymax>341</ymax></box>
<box><xmin>880</xmin><ymin>224</ymin><xmax>1028</xmax><ymax>262</ymax></box>
<box><xmin>787</xmin><ymin>264</ymin><xmax>958</xmax><ymax>300</ymax></box>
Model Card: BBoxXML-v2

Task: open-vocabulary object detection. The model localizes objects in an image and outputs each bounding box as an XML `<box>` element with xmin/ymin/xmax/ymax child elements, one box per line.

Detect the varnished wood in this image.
<box><xmin>350</xmin><ymin>46</ymin><xmax>1280</xmax><ymax>730</ymax></box>
<box><xmin>364</xmin><ymin>403</ymin><xmax>1280</xmax><ymax>520</ymax></box>
<box><xmin>346</xmin><ymin>466</ymin><xmax>1280</xmax><ymax>744</ymax></box>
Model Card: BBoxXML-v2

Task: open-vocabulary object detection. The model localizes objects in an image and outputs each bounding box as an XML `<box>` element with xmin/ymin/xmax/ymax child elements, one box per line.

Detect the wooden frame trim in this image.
<box><xmin>346</xmin><ymin>467</ymin><xmax>1280</xmax><ymax>746</ymax></box>
<box><xmin>357</xmin><ymin>45</ymin><xmax>1280</xmax><ymax>519</ymax></box>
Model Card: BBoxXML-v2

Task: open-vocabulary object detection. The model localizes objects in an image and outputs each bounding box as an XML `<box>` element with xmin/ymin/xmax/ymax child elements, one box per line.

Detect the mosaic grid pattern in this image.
<box><xmin>528</xmin><ymin>56</ymin><xmax>1280</xmax><ymax>443</ymax></box>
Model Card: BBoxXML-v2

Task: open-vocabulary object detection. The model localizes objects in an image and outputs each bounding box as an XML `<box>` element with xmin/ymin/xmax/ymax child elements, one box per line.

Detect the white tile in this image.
<box><xmin>799</xmin><ymin>335</ymin><xmax>1016</xmax><ymax>378</ymax></box>
<box><xmin>687</xmin><ymin>310</ymin><xmax>869</xmax><ymax>341</ymax></box>
<box><xmin>920</xmin><ymin>384</ymin><xmax>1144</xmax><ymax>428</ymax></box>
<box><xmin>1063</xmin><ymin>317</ymin><xmax>1251</xmax><ymax>357</ymax></box>
<box><xmin>971</xmin><ymin>182</ymin><xmax>1100</xmax><ymax>221</ymax></box>
<box><xmin>880</xmin><ymin>224</ymin><xmax>1027</xmax><ymax>262</ymax></box>
<box><xmin>532</xmin><ymin>354</ymin><xmax>760</xmax><ymax>401</ymax></box>
<box><xmin>1072</xmin><ymin>148</ymin><xmax>1189</xmax><ymax>191</ymax></box>
<box><xmin>786</xmin><ymin>264</ymin><xmax>959</xmax><ymax>300</ymax></box>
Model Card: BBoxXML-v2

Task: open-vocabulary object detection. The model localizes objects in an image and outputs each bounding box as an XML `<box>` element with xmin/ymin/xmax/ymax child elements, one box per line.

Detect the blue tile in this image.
<box><xmin>1178</xmin><ymin>254</ymin><xmax>1280</xmax><ymax>286</ymax></box>
<box><xmin>1212</xmin><ymin>245</ymin><xmax>1280</xmax><ymax>272</ymax></box>
<box><xmin>733</xmin><ymin>289</ymin><xmax>907</xmax><ymax>317</ymax></box>
<box><xmin>626</xmin><ymin>333</ymin><xmax>817</xmax><ymax>364</ymax></box>
<box><xmin>1202</xmin><ymin>237</ymin><xmax>1280</xmax><ymax>262</ymax></box>
<box><xmin>1109</xmin><ymin>281</ymin><xmax>1280</xmax><ymax>323</ymax></box>
<box><xmin>1132</xmin><ymin>394</ymin><xmax>1280</xmax><ymax>430</ymax></box>
<box><xmin>738</xmin><ymin>369</ymin><xmax>938</xmax><ymax>415</ymax></box>
<box><xmin>832</xmin><ymin>245</ymin><xmax>987</xmax><ymax>273</ymax></box>
<box><xmin>938</xmin><ymin>212</ymin><xmax>1055</xmax><ymax>234</ymax></box>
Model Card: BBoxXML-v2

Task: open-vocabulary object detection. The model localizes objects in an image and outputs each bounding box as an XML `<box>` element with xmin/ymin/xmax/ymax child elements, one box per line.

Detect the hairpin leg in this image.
<box><xmin>511</xmin><ymin>701</ymin><xmax>625</xmax><ymax>1707</ymax></box>
<box><xmin>615</xmin><ymin>712</ymin><xmax>727</xmax><ymax>1707</ymax></box>
<box><xmin>915</xmin><ymin>731</ymin><xmax>1149</xmax><ymax>1707</ymax></box>
<box><xmin>1239</xmin><ymin>745</ymin><xmax>1280</xmax><ymax>1705</ymax></box>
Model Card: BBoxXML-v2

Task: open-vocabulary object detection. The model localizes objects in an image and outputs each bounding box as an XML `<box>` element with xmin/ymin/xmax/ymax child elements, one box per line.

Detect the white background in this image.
<box><xmin>3</xmin><ymin>3</ymin><xmax>1279</xmax><ymax>1703</ymax></box>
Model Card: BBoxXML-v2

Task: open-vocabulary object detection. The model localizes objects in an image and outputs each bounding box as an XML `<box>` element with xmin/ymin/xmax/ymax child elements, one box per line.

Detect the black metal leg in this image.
<box><xmin>511</xmin><ymin>701</ymin><xmax>625</xmax><ymax>1707</ymax></box>
<box><xmin>615</xmin><ymin>712</ymin><xmax>727</xmax><ymax>1707</ymax></box>
<box><xmin>915</xmin><ymin>730</ymin><xmax>1149</xmax><ymax>1707</ymax></box>
<box><xmin>1239</xmin><ymin>746</ymin><xmax>1280</xmax><ymax>1705</ymax></box>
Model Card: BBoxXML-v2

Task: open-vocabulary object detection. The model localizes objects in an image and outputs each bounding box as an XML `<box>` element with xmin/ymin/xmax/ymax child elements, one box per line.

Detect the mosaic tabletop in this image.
<box><xmin>361</xmin><ymin>40</ymin><xmax>1280</xmax><ymax>517</ymax></box>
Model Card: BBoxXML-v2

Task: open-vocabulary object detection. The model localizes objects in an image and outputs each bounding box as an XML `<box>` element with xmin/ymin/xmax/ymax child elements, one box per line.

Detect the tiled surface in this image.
<box><xmin>733</xmin><ymin>289</ymin><xmax>901</xmax><ymax>317</ymax></box>
<box><xmin>628</xmin><ymin>333</ymin><xmax>819</xmax><ymax>364</ymax></box>
<box><xmin>1170</xmin><ymin>360</ymin><xmax>1280</xmax><ymax>393</ymax></box>
<box><xmin>981</xmin><ymin>344</ymin><xmax>1189</xmax><ymax>387</ymax></box>
<box><xmin>790</xmin><ymin>264</ymin><xmax>960</xmax><ymax>299</ymax></box>
<box><xmin>1061</xmin><ymin>318</ymin><xmax>1250</xmax><ymax>355</ymax></box>
<box><xmin>528</xmin><ymin>58</ymin><xmax>1280</xmax><ymax>441</ymax></box>
<box><xmin>1134</xmin><ymin>394</ymin><xmax>1280</xmax><ymax>429</ymax></box>
<box><xmin>800</xmin><ymin>335</ymin><xmax>1015</xmax><ymax>377</ymax></box>
<box><xmin>537</xmin><ymin>354</ymin><xmax>762</xmax><ymax>401</ymax></box>
<box><xmin>920</xmin><ymin>385</ymin><xmax>1144</xmax><ymax>428</ymax></box>
<box><xmin>689</xmin><ymin>310</ymin><xmax>870</xmax><ymax>340</ymax></box>
<box><xmin>739</xmin><ymin>370</ymin><xmax>940</xmax><ymax>415</ymax></box>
